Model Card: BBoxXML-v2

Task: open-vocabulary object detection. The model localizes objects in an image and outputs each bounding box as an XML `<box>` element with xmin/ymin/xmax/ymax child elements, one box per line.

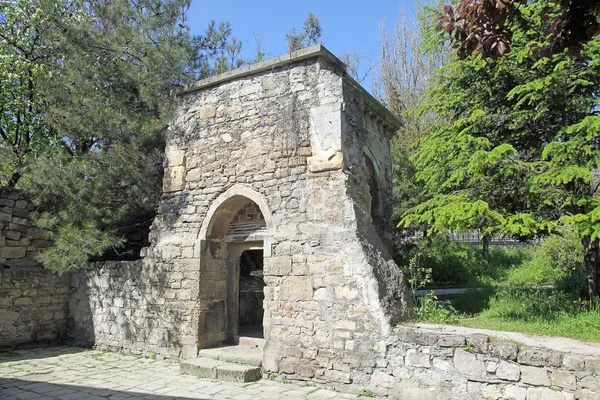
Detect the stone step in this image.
<box><xmin>180</xmin><ymin>357</ymin><xmax>262</xmax><ymax>382</ymax></box>
<box><xmin>197</xmin><ymin>343</ymin><xmax>263</xmax><ymax>366</ymax></box>
<box><xmin>234</xmin><ymin>335</ymin><xmax>265</xmax><ymax>350</ymax></box>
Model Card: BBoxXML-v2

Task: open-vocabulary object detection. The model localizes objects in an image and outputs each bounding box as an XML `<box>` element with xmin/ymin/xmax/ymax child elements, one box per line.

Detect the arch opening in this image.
<box><xmin>197</xmin><ymin>193</ymin><xmax>268</xmax><ymax>349</ymax></box>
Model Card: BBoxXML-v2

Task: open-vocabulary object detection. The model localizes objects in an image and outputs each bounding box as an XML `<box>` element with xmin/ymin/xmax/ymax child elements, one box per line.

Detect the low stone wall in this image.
<box><xmin>0</xmin><ymin>187</ymin><xmax>53</xmax><ymax>266</ymax></box>
<box><xmin>350</xmin><ymin>325</ymin><xmax>600</xmax><ymax>399</ymax></box>
<box><xmin>0</xmin><ymin>267</ymin><xmax>70</xmax><ymax>346</ymax></box>
<box><xmin>69</xmin><ymin>260</ymin><xmax>199</xmax><ymax>358</ymax></box>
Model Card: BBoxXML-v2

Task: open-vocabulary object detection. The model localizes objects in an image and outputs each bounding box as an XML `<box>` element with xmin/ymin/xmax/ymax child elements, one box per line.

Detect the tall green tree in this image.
<box><xmin>0</xmin><ymin>0</ymin><xmax>239</xmax><ymax>273</ymax></box>
<box><xmin>402</xmin><ymin>1</ymin><xmax>600</xmax><ymax>296</ymax></box>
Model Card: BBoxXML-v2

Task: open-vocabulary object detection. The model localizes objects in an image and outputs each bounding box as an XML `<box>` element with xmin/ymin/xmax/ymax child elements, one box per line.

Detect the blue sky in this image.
<box><xmin>186</xmin><ymin>0</ymin><xmax>416</xmax><ymax>92</ymax></box>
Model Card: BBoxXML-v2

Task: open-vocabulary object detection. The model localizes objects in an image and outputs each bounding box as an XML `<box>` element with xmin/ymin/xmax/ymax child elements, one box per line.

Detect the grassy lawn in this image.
<box><xmin>457</xmin><ymin>310</ymin><xmax>600</xmax><ymax>342</ymax></box>
<box><xmin>408</xmin><ymin>231</ymin><xmax>600</xmax><ymax>342</ymax></box>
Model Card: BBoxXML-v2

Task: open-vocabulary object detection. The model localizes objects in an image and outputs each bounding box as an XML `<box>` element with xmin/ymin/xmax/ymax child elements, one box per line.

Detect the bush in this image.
<box><xmin>500</xmin><ymin>230</ymin><xmax>584</xmax><ymax>293</ymax></box>
<box><xmin>415</xmin><ymin>291</ymin><xmax>459</xmax><ymax>323</ymax></box>
<box><xmin>403</xmin><ymin>235</ymin><xmax>528</xmax><ymax>287</ymax></box>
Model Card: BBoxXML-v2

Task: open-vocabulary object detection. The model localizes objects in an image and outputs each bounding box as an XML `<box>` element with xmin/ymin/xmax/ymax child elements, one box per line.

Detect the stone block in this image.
<box><xmin>0</xmin><ymin>247</ymin><xmax>26</xmax><ymax>259</ymax></box>
<box><xmin>334</xmin><ymin>320</ymin><xmax>356</xmax><ymax>331</ymax></box>
<box><xmin>551</xmin><ymin>370</ymin><xmax>576</xmax><ymax>390</ymax></box>
<box><xmin>520</xmin><ymin>365</ymin><xmax>550</xmax><ymax>386</ymax></box>
<box><xmin>503</xmin><ymin>385</ymin><xmax>527</xmax><ymax>400</ymax></box>
<box><xmin>397</xmin><ymin>327</ymin><xmax>438</xmax><ymax>346</ymax></box>
<box><xmin>527</xmin><ymin>387</ymin><xmax>567</xmax><ymax>400</ymax></box>
<box><xmin>9</xmin><ymin>223</ymin><xmax>28</xmax><ymax>233</ymax></box>
<box><xmin>279</xmin><ymin>357</ymin><xmax>297</xmax><ymax>374</ymax></box>
<box><xmin>12</xmin><ymin>217</ymin><xmax>28</xmax><ymax>225</ymax></box>
<box><xmin>26</xmin><ymin>228</ymin><xmax>49</xmax><ymax>240</ymax></box>
<box><xmin>391</xmin><ymin>386</ymin><xmax>435</xmax><ymax>400</ymax></box>
<box><xmin>309</xmin><ymin>103</ymin><xmax>342</xmax><ymax>155</ymax></box>
<box><xmin>562</xmin><ymin>355</ymin><xmax>585</xmax><ymax>371</ymax></box>
<box><xmin>307</xmin><ymin>151</ymin><xmax>344</xmax><ymax>173</ymax></box>
<box><xmin>488</xmin><ymin>341</ymin><xmax>518</xmax><ymax>361</ymax></box>
<box><xmin>580</xmin><ymin>375</ymin><xmax>600</xmax><ymax>391</ymax></box>
<box><xmin>13</xmin><ymin>209</ymin><xmax>29</xmax><ymax>218</ymax></box>
<box><xmin>15</xmin><ymin>200</ymin><xmax>27</xmax><ymax>209</ymax></box>
<box><xmin>279</xmin><ymin>276</ymin><xmax>313</xmax><ymax>300</ymax></box>
<box><xmin>454</xmin><ymin>348</ymin><xmax>485</xmax><ymax>376</ymax></box>
<box><xmin>585</xmin><ymin>358</ymin><xmax>600</xmax><ymax>371</ymax></box>
<box><xmin>165</xmin><ymin>148</ymin><xmax>186</xmax><ymax>166</ymax></box>
<box><xmin>438</xmin><ymin>334</ymin><xmax>466</xmax><ymax>347</ymax></box>
<box><xmin>371</xmin><ymin>370</ymin><xmax>395</xmax><ymax>389</ymax></box>
<box><xmin>4</xmin><ymin>231</ymin><xmax>21</xmax><ymax>241</ymax></box>
<box><xmin>406</xmin><ymin>349</ymin><xmax>431</xmax><ymax>368</ymax></box>
<box><xmin>432</xmin><ymin>358</ymin><xmax>455</xmax><ymax>372</ymax></box>
<box><xmin>496</xmin><ymin>361</ymin><xmax>520</xmax><ymax>381</ymax></box>
<box><xmin>518</xmin><ymin>347</ymin><xmax>562</xmax><ymax>368</ymax></box>
<box><xmin>163</xmin><ymin>165</ymin><xmax>186</xmax><ymax>192</ymax></box>
<box><xmin>14</xmin><ymin>297</ymin><xmax>33</xmax><ymax>306</ymax></box>
<box><xmin>468</xmin><ymin>333</ymin><xmax>490</xmax><ymax>353</ymax></box>
<box><xmin>265</xmin><ymin>257</ymin><xmax>292</xmax><ymax>276</ymax></box>
<box><xmin>0</xmin><ymin>212</ymin><xmax>12</xmax><ymax>222</ymax></box>
<box><xmin>323</xmin><ymin>369</ymin><xmax>350</xmax><ymax>383</ymax></box>
<box><xmin>200</xmin><ymin>106</ymin><xmax>216</xmax><ymax>119</ymax></box>
<box><xmin>481</xmin><ymin>384</ymin><xmax>503</xmax><ymax>399</ymax></box>
<box><xmin>574</xmin><ymin>389</ymin><xmax>599</xmax><ymax>400</ymax></box>
<box><xmin>31</xmin><ymin>239</ymin><xmax>53</xmax><ymax>248</ymax></box>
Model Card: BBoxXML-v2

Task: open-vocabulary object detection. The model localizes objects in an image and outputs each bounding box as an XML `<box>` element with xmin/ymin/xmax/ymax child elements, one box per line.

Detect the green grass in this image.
<box><xmin>458</xmin><ymin>309</ymin><xmax>600</xmax><ymax>342</ymax></box>
<box><xmin>412</xmin><ymin>232</ymin><xmax>600</xmax><ymax>342</ymax></box>
<box><xmin>447</xmin><ymin>286</ymin><xmax>600</xmax><ymax>341</ymax></box>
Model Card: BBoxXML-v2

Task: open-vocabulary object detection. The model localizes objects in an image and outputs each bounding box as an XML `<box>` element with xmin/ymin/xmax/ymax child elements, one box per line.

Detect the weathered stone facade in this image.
<box><xmin>0</xmin><ymin>267</ymin><xmax>70</xmax><ymax>346</ymax></box>
<box><xmin>2</xmin><ymin>46</ymin><xmax>600</xmax><ymax>398</ymax></box>
<box><xmin>140</xmin><ymin>45</ymin><xmax>413</xmax><ymax>365</ymax></box>
<box><xmin>380</xmin><ymin>325</ymin><xmax>600</xmax><ymax>400</ymax></box>
<box><xmin>0</xmin><ymin>187</ymin><xmax>53</xmax><ymax>266</ymax></box>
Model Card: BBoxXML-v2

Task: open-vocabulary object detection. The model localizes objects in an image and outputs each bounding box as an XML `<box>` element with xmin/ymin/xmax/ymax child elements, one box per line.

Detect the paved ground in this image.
<box><xmin>0</xmin><ymin>347</ymin><xmax>359</xmax><ymax>400</ymax></box>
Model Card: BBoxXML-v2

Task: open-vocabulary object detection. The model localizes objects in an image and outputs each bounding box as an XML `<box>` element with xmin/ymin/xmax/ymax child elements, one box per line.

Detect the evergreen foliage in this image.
<box><xmin>402</xmin><ymin>1</ymin><xmax>600</xmax><ymax>296</ymax></box>
<box><xmin>285</xmin><ymin>13</ymin><xmax>322</xmax><ymax>53</ymax></box>
<box><xmin>0</xmin><ymin>0</ymin><xmax>240</xmax><ymax>273</ymax></box>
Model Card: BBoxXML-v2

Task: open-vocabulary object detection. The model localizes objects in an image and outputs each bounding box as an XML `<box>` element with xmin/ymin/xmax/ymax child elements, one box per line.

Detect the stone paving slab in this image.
<box><xmin>0</xmin><ymin>347</ymin><xmax>360</xmax><ymax>400</ymax></box>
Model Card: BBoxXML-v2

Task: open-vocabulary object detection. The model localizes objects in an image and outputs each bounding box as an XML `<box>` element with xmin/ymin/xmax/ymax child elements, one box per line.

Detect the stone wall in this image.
<box><xmin>0</xmin><ymin>187</ymin><xmax>53</xmax><ymax>266</ymax></box>
<box><xmin>0</xmin><ymin>267</ymin><xmax>70</xmax><ymax>346</ymax></box>
<box><xmin>332</xmin><ymin>324</ymin><xmax>600</xmax><ymax>399</ymax></box>
<box><xmin>69</xmin><ymin>260</ymin><xmax>198</xmax><ymax>358</ymax></box>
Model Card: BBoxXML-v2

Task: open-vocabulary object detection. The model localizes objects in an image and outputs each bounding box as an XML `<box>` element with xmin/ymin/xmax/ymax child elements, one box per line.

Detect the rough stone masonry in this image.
<box><xmin>147</xmin><ymin>44</ymin><xmax>413</xmax><ymax>366</ymax></box>
<box><xmin>5</xmin><ymin>45</ymin><xmax>600</xmax><ymax>398</ymax></box>
<box><xmin>69</xmin><ymin>46</ymin><xmax>413</xmax><ymax>373</ymax></box>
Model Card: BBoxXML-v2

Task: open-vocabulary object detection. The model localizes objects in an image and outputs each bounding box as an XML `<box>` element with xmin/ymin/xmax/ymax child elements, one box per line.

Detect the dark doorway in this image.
<box><xmin>238</xmin><ymin>249</ymin><xmax>265</xmax><ymax>337</ymax></box>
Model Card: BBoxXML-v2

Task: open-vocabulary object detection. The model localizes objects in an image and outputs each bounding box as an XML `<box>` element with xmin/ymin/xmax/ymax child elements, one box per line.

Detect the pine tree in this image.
<box><xmin>0</xmin><ymin>0</ymin><xmax>239</xmax><ymax>273</ymax></box>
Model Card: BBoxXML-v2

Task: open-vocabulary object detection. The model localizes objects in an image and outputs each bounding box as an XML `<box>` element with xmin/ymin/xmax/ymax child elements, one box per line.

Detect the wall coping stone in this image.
<box><xmin>404</xmin><ymin>323</ymin><xmax>600</xmax><ymax>356</ymax></box>
<box><xmin>176</xmin><ymin>44</ymin><xmax>402</xmax><ymax>131</ymax></box>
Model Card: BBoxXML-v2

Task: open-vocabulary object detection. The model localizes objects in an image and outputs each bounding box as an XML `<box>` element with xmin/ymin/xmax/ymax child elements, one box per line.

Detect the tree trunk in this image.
<box><xmin>7</xmin><ymin>171</ymin><xmax>21</xmax><ymax>187</ymax></box>
<box><xmin>482</xmin><ymin>233</ymin><xmax>490</xmax><ymax>263</ymax></box>
<box><xmin>582</xmin><ymin>235</ymin><xmax>600</xmax><ymax>300</ymax></box>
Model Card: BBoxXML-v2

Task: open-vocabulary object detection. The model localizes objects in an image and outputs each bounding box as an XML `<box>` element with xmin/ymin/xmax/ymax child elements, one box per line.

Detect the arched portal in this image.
<box><xmin>197</xmin><ymin>186</ymin><xmax>273</xmax><ymax>349</ymax></box>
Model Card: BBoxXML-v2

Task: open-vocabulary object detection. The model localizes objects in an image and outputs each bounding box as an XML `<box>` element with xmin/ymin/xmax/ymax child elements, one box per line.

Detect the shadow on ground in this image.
<box><xmin>0</xmin><ymin>345</ymin><xmax>86</xmax><ymax>363</ymax></box>
<box><xmin>0</xmin><ymin>378</ymin><xmax>211</xmax><ymax>400</ymax></box>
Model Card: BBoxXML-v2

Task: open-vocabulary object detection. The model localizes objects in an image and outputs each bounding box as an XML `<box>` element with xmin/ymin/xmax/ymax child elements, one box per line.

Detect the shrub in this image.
<box><xmin>501</xmin><ymin>230</ymin><xmax>584</xmax><ymax>293</ymax></box>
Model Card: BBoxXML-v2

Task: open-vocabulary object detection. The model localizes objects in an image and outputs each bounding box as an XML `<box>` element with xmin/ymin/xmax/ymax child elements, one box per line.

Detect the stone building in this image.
<box><xmin>144</xmin><ymin>45</ymin><xmax>412</xmax><ymax>371</ymax></box>
<box><xmin>5</xmin><ymin>45</ymin><xmax>600</xmax><ymax>399</ymax></box>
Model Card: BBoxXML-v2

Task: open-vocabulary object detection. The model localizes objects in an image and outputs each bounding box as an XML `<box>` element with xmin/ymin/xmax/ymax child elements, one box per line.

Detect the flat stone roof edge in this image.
<box><xmin>176</xmin><ymin>45</ymin><xmax>343</xmax><ymax>96</ymax></box>
<box><xmin>176</xmin><ymin>44</ymin><xmax>402</xmax><ymax>130</ymax></box>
